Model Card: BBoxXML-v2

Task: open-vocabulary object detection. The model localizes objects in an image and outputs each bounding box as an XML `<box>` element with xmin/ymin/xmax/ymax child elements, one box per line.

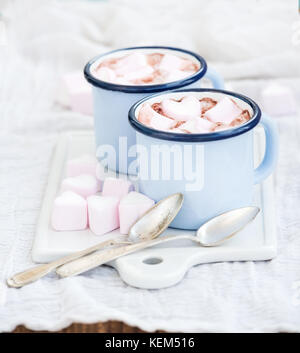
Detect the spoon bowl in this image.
<box><xmin>196</xmin><ymin>206</ymin><xmax>260</xmax><ymax>247</ymax></box>
<box><xmin>128</xmin><ymin>192</ymin><xmax>184</xmax><ymax>242</ymax></box>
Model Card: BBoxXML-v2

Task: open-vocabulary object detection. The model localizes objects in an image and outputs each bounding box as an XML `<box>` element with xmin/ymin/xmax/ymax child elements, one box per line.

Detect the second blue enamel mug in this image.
<box><xmin>128</xmin><ymin>89</ymin><xmax>279</xmax><ymax>230</ymax></box>
<box><xmin>84</xmin><ymin>46</ymin><xmax>224</xmax><ymax>174</ymax></box>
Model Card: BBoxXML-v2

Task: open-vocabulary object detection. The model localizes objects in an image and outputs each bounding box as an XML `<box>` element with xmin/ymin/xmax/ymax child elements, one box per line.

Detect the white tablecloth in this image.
<box><xmin>0</xmin><ymin>0</ymin><xmax>300</xmax><ymax>333</ymax></box>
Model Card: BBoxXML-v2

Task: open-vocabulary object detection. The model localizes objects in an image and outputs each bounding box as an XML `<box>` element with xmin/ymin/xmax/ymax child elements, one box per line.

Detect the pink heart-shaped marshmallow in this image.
<box><xmin>51</xmin><ymin>191</ymin><xmax>87</xmax><ymax>231</ymax></box>
<box><xmin>61</xmin><ymin>174</ymin><xmax>100</xmax><ymax>198</ymax></box>
<box><xmin>205</xmin><ymin>97</ymin><xmax>243</xmax><ymax>124</ymax></box>
<box><xmin>161</xmin><ymin>96</ymin><xmax>202</xmax><ymax>121</ymax></box>
<box><xmin>119</xmin><ymin>191</ymin><xmax>155</xmax><ymax>235</ymax></box>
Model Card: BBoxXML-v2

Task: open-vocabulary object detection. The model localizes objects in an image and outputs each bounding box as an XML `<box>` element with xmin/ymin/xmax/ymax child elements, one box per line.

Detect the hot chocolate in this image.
<box><xmin>92</xmin><ymin>52</ymin><xmax>199</xmax><ymax>85</ymax></box>
<box><xmin>138</xmin><ymin>95</ymin><xmax>251</xmax><ymax>133</ymax></box>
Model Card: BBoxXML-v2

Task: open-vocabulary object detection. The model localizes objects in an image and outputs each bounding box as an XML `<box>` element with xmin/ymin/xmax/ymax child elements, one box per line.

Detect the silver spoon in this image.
<box><xmin>6</xmin><ymin>193</ymin><xmax>183</xmax><ymax>288</ymax></box>
<box><xmin>56</xmin><ymin>206</ymin><xmax>260</xmax><ymax>278</ymax></box>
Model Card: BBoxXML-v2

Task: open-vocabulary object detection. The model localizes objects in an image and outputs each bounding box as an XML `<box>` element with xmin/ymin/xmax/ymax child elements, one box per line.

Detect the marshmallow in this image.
<box><xmin>102</xmin><ymin>177</ymin><xmax>134</xmax><ymax>200</ymax></box>
<box><xmin>180</xmin><ymin>117</ymin><xmax>214</xmax><ymax>133</ymax></box>
<box><xmin>147</xmin><ymin>53</ymin><xmax>163</xmax><ymax>66</ymax></box>
<box><xmin>195</xmin><ymin>117</ymin><xmax>215</xmax><ymax>132</ymax></box>
<box><xmin>151</xmin><ymin>110</ymin><xmax>176</xmax><ymax>131</ymax></box>
<box><xmin>61</xmin><ymin>174</ymin><xmax>100</xmax><ymax>198</ymax></box>
<box><xmin>181</xmin><ymin>59</ymin><xmax>198</xmax><ymax>71</ymax></box>
<box><xmin>205</xmin><ymin>97</ymin><xmax>242</xmax><ymax>124</ymax></box>
<box><xmin>112</xmin><ymin>52</ymin><xmax>154</xmax><ymax>83</ymax></box>
<box><xmin>138</xmin><ymin>103</ymin><xmax>154</xmax><ymax>125</ymax></box>
<box><xmin>94</xmin><ymin>67</ymin><xmax>116</xmax><ymax>83</ymax></box>
<box><xmin>66</xmin><ymin>155</ymin><xmax>98</xmax><ymax>179</ymax></box>
<box><xmin>124</xmin><ymin>65</ymin><xmax>154</xmax><ymax>82</ymax></box>
<box><xmin>138</xmin><ymin>103</ymin><xmax>175</xmax><ymax>130</ymax></box>
<box><xmin>200</xmin><ymin>97</ymin><xmax>217</xmax><ymax>113</ymax></box>
<box><xmin>178</xmin><ymin>120</ymin><xmax>199</xmax><ymax>133</ymax></box>
<box><xmin>119</xmin><ymin>191</ymin><xmax>155</xmax><ymax>235</ymax></box>
<box><xmin>161</xmin><ymin>96</ymin><xmax>202</xmax><ymax>121</ymax></box>
<box><xmin>51</xmin><ymin>191</ymin><xmax>87</xmax><ymax>231</ymax></box>
<box><xmin>59</xmin><ymin>71</ymin><xmax>93</xmax><ymax>115</ymax></box>
<box><xmin>114</xmin><ymin>52</ymin><xmax>148</xmax><ymax>76</ymax></box>
<box><xmin>164</xmin><ymin>69</ymin><xmax>194</xmax><ymax>83</ymax></box>
<box><xmin>88</xmin><ymin>195</ymin><xmax>119</xmax><ymax>235</ymax></box>
<box><xmin>261</xmin><ymin>84</ymin><xmax>297</xmax><ymax>116</ymax></box>
<box><xmin>230</xmin><ymin>110</ymin><xmax>251</xmax><ymax>127</ymax></box>
<box><xmin>159</xmin><ymin>53</ymin><xmax>185</xmax><ymax>72</ymax></box>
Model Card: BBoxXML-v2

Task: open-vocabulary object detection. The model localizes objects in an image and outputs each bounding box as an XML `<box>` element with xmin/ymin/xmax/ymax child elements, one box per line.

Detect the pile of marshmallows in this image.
<box><xmin>138</xmin><ymin>95</ymin><xmax>251</xmax><ymax>133</ymax></box>
<box><xmin>51</xmin><ymin>155</ymin><xmax>154</xmax><ymax>235</ymax></box>
<box><xmin>93</xmin><ymin>52</ymin><xmax>199</xmax><ymax>86</ymax></box>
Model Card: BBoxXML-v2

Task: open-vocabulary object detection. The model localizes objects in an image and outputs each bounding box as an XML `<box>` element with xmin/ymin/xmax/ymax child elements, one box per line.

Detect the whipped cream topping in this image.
<box><xmin>138</xmin><ymin>96</ymin><xmax>251</xmax><ymax>134</ymax></box>
<box><xmin>92</xmin><ymin>52</ymin><xmax>199</xmax><ymax>86</ymax></box>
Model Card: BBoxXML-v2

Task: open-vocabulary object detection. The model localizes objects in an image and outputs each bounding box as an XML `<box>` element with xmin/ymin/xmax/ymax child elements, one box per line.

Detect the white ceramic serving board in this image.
<box><xmin>32</xmin><ymin>129</ymin><xmax>277</xmax><ymax>289</ymax></box>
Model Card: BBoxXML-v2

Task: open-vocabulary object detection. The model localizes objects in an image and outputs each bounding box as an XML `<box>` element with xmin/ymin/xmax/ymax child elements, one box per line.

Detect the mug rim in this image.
<box><xmin>84</xmin><ymin>46</ymin><xmax>207</xmax><ymax>93</ymax></box>
<box><xmin>128</xmin><ymin>88</ymin><xmax>262</xmax><ymax>142</ymax></box>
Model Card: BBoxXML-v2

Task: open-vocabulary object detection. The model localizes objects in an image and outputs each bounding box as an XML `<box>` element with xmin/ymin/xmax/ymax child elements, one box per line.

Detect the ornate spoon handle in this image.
<box><xmin>56</xmin><ymin>234</ymin><xmax>196</xmax><ymax>278</ymax></box>
<box><xmin>7</xmin><ymin>238</ymin><xmax>130</xmax><ymax>288</ymax></box>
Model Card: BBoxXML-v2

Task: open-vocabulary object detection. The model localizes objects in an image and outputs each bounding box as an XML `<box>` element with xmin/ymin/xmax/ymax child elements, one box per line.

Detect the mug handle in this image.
<box><xmin>254</xmin><ymin>113</ymin><xmax>279</xmax><ymax>184</ymax></box>
<box><xmin>204</xmin><ymin>67</ymin><xmax>225</xmax><ymax>89</ymax></box>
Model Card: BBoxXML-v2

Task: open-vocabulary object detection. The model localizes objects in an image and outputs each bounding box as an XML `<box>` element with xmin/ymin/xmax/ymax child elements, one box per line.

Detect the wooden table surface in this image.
<box><xmin>13</xmin><ymin>321</ymin><xmax>148</xmax><ymax>333</ymax></box>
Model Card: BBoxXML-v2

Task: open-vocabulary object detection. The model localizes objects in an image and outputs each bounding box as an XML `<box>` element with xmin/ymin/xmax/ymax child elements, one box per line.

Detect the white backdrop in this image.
<box><xmin>1</xmin><ymin>0</ymin><xmax>300</xmax><ymax>76</ymax></box>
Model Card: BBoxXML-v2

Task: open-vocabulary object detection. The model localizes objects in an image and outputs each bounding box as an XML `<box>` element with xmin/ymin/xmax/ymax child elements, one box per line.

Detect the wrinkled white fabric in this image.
<box><xmin>0</xmin><ymin>0</ymin><xmax>300</xmax><ymax>333</ymax></box>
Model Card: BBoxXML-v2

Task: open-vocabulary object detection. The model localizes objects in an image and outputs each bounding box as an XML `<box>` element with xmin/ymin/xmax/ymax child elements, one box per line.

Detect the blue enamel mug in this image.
<box><xmin>84</xmin><ymin>46</ymin><xmax>224</xmax><ymax>174</ymax></box>
<box><xmin>128</xmin><ymin>89</ymin><xmax>279</xmax><ymax>230</ymax></box>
